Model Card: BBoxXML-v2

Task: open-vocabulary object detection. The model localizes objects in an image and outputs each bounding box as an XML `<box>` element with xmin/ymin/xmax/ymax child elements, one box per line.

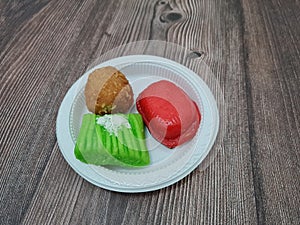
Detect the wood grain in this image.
<box><xmin>242</xmin><ymin>0</ymin><xmax>300</xmax><ymax>224</ymax></box>
<box><xmin>0</xmin><ymin>0</ymin><xmax>299</xmax><ymax>224</ymax></box>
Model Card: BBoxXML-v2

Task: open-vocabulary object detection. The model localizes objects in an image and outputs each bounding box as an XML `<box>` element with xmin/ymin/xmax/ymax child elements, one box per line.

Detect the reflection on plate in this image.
<box><xmin>56</xmin><ymin>55</ymin><xmax>219</xmax><ymax>192</ymax></box>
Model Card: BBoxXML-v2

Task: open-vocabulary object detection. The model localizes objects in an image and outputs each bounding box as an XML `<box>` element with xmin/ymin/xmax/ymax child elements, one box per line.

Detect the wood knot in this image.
<box><xmin>188</xmin><ymin>50</ymin><xmax>205</xmax><ymax>58</ymax></box>
<box><xmin>158</xmin><ymin>0</ymin><xmax>166</xmax><ymax>5</ymax></box>
<box><xmin>160</xmin><ymin>12</ymin><xmax>182</xmax><ymax>23</ymax></box>
<box><xmin>166</xmin><ymin>12</ymin><xmax>182</xmax><ymax>21</ymax></box>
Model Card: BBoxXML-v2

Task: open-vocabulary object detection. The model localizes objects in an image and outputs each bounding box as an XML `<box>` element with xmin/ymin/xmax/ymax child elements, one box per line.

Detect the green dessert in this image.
<box><xmin>74</xmin><ymin>113</ymin><xmax>150</xmax><ymax>167</ymax></box>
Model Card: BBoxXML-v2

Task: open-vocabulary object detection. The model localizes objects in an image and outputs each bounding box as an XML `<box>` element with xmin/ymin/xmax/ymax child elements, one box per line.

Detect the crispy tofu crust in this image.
<box><xmin>84</xmin><ymin>66</ymin><xmax>133</xmax><ymax>115</ymax></box>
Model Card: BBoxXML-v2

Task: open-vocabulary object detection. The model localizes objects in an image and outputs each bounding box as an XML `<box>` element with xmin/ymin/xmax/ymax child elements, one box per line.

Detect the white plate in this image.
<box><xmin>56</xmin><ymin>55</ymin><xmax>219</xmax><ymax>193</ymax></box>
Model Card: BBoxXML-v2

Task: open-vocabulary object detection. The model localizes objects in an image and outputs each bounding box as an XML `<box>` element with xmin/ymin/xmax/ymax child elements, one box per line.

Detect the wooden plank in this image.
<box><xmin>0</xmin><ymin>0</ymin><xmax>121</xmax><ymax>224</ymax></box>
<box><xmin>0</xmin><ymin>0</ymin><xmax>50</xmax><ymax>54</ymax></box>
<box><xmin>28</xmin><ymin>0</ymin><xmax>256</xmax><ymax>224</ymax></box>
<box><xmin>242</xmin><ymin>0</ymin><xmax>300</xmax><ymax>224</ymax></box>
<box><xmin>3</xmin><ymin>0</ymin><xmax>295</xmax><ymax>224</ymax></box>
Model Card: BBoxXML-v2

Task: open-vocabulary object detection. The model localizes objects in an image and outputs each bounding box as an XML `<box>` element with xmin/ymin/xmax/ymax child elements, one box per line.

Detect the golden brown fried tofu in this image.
<box><xmin>84</xmin><ymin>66</ymin><xmax>134</xmax><ymax>115</ymax></box>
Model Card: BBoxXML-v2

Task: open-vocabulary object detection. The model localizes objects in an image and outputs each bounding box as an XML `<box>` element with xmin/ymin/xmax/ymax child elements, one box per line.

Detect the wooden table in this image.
<box><xmin>1</xmin><ymin>0</ymin><xmax>299</xmax><ymax>224</ymax></box>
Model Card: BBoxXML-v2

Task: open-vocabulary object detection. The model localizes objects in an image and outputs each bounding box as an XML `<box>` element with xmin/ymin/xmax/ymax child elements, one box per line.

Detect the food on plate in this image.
<box><xmin>84</xmin><ymin>66</ymin><xmax>134</xmax><ymax>115</ymax></box>
<box><xmin>74</xmin><ymin>113</ymin><xmax>150</xmax><ymax>167</ymax></box>
<box><xmin>136</xmin><ymin>80</ymin><xmax>201</xmax><ymax>148</ymax></box>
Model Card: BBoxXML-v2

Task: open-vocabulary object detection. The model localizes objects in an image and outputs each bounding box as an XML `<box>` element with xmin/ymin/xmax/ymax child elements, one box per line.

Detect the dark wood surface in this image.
<box><xmin>0</xmin><ymin>0</ymin><xmax>299</xmax><ymax>224</ymax></box>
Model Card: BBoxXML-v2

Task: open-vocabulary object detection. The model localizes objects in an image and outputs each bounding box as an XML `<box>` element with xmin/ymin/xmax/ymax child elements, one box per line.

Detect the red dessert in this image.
<box><xmin>136</xmin><ymin>80</ymin><xmax>201</xmax><ymax>148</ymax></box>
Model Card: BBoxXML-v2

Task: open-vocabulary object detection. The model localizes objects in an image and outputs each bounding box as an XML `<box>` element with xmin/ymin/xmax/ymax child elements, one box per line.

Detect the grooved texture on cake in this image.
<box><xmin>74</xmin><ymin>113</ymin><xmax>150</xmax><ymax>167</ymax></box>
